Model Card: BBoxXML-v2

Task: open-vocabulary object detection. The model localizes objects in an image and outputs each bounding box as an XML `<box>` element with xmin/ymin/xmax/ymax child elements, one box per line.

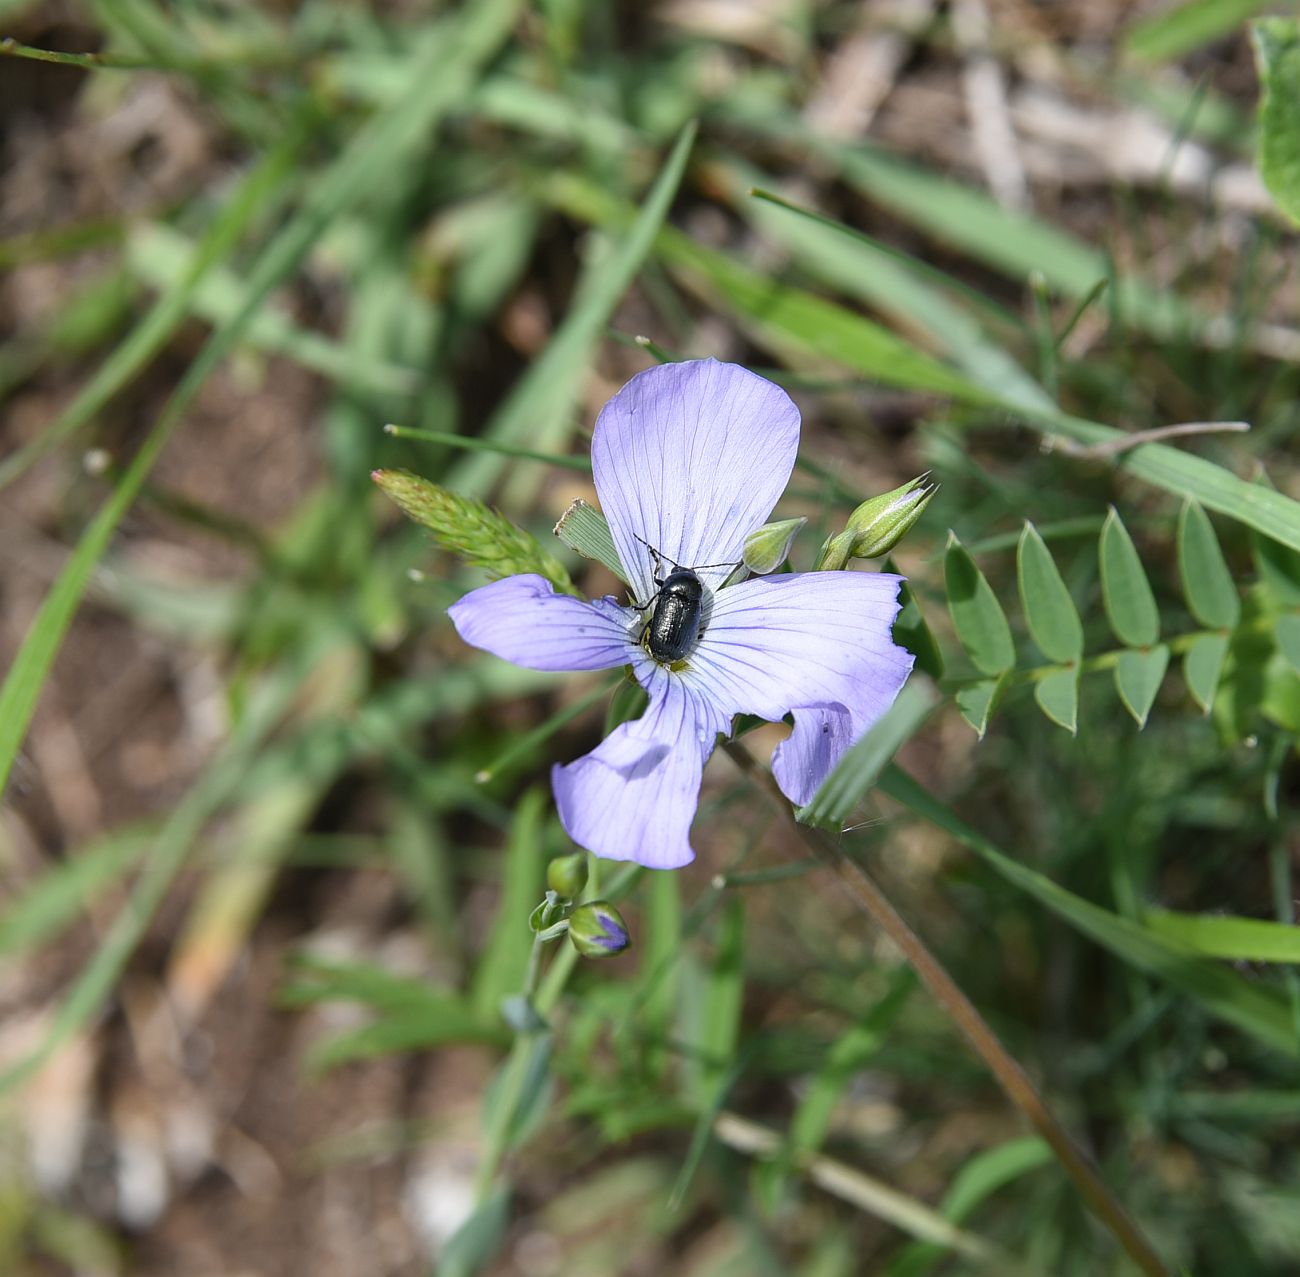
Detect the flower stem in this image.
<box><xmin>723</xmin><ymin>741</ymin><xmax>1172</xmax><ymax>1277</ymax></box>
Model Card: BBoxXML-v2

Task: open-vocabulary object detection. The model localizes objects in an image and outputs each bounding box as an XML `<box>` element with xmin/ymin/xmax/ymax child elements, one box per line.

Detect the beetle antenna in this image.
<box><xmin>631</xmin><ymin>531</ymin><xmax>684</xmax><ymax>574</ymax></box>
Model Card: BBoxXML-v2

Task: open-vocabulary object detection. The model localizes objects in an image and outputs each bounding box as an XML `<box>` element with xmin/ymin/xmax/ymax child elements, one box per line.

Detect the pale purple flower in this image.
<box><xmin>449</xmin><ymin>359</ymin><xmax>914</xmax><ymax>869</ymax></box>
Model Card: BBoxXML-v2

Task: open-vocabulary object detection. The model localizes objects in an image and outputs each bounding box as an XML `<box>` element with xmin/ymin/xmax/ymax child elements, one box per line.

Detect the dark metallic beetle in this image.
<box><xmin>633</xmin><ymin>534</ymin><xmax>738</xmax><ymax>665</ymax></box>
<box><xmin>644</xmin><ymin>568</ymin><xmax>705</xmax><ymax>664</ymax></box>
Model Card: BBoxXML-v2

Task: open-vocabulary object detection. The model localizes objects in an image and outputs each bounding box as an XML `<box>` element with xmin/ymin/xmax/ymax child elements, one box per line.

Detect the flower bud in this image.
<box><xmin>567</xmin><ymin>901</ymin><xmax>631</xmax><ymax>958</ymax></box>
<box><xmin>817</xmin><ymin>476</ymin><xmax>937</xmax><ymax>569</ymax></box>
<box><xmin>546</xmin><ymin>852</ymin><xmax>588</xmax><ymax>899</ymax></box>
<box><xmin>743</xmin><ymin>517</ymin><xmax>807</xmax><ymax>575</ymax></box>
<box><xmin>843</xmin><ymin>475</ymin><xmax>936</xmax><ymax>559</ymax></box>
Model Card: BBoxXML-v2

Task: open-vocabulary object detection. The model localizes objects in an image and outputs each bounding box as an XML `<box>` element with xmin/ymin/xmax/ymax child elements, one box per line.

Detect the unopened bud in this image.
<box><xmin>743</xmin><ymin>517</ymin><xmax>807</xmax><ymax>575</ymax></box>
<box><xmin>818</xmin><ymin>475</ymin><xmax>937</xmax><ymax>569</ymax></box>
<box><xmin>546</xmin><ymin>852</ymin><xmax>588</xmax><ymax>900</ymax></box>
<box><xmin>567</xmin><ymin>901</ymin><xmax>631</xmax><ymax>958</ymax></box>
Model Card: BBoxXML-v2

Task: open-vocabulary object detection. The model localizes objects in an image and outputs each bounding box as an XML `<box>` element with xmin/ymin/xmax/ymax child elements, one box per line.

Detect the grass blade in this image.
<box><xmin>0</xmin><ymin>0</ymin><xmax>522</xmax><ymax>800</ymax></box>
<box><xmin>450</xmin><ymin>119</ymin><xmax>699</xmax><ymax>498</ymax></box>
<box><xmin>880</xmin><ymin>765</ymin><xmax>1300</xmax><ymax>1056</ymax></box>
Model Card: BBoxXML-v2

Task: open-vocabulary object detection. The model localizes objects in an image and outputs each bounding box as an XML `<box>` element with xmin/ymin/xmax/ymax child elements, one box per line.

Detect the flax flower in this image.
<box><xmin>450</xmin><ymin>359</ymin><xmax>914</xmax><ymax>868</ymax></box>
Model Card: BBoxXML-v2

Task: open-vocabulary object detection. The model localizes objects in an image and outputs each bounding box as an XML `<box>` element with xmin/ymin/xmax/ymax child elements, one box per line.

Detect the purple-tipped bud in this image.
<box><xmin>546</xmin><ymin>852</ymin><xmax>588</xmax><ymax>900</ymax></box>
<box><xmin>567</xmin><ymin>901</ymin><xmax>631</xmax><ymax>958</ymax></box>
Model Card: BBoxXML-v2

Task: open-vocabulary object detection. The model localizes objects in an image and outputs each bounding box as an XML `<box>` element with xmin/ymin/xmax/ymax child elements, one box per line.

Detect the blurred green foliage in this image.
<box><xmin>2</xmin><ymin>2</ymin><xmax>1300</xmax><ymax>1275</ymax></box>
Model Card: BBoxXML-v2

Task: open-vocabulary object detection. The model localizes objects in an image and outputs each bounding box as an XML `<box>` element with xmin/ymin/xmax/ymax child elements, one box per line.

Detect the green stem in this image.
<box><xmin>471</xmin><ymin>860</ymin><xmax>639</xmax><ymax>1202</ymax></box>
<box><xmin>723</xmin><ymin>741</ymin><xmax>1172</xmax><ymax>1277</ymax></box>
<box><xmin>942</xmin><ymin>618</ymin><xmax>1260</xmax><ymax>694</ymax></box>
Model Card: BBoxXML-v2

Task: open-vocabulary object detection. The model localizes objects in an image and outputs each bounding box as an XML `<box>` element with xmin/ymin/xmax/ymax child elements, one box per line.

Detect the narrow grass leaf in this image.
<box><xmin>280</xmin><ymin>954</ymin><xmax>464</xmax><ymax>1014</ymax></box>
<box><xmin>472</xmin><ymin>787</ymin><xmax>547</xmax><ymax>1019</ymax></box>
<box><xmin>451</xmin><ymin>120</ymin><xmax>698</xmax><ymax>498</ymax></box>
<box><xmin>762</xmin><ymin>972</ymin><xmax>913</xmax><ymax>1207</ymax></box>
<box><xmin>696</xmin><ymin>898</ymin><xmax>745</xmax><ymax>1101</ymax></box>
<box><xmin>1144</xmin><ymin>908</ymin><xmax>1300</xmax><ymax>963</ymax></box>
<box><xmin>0</xmin><ymin>0</ymin><xmax>521</xmax><ymax>801</ymax></box>
<box><xmin>556</xmin><ymin>169</ymin><xmax>1300</xmax><ymax>552</ymax></box>
<box><xmin>663</xmin><ymin>233</ymin><xmax>989</xmax><ymax>402</ymax></box>
<box><xmin>801</xmin><ymin>679</ymin><xmax>938</xmax><ymax>826</ymax></box>
<box><xmin>888</xmin><ymin>1137</ymin><xmax>1053</xmax><ymax>1277</ymax></box>
<box><xmin>1178</xmin><ymin>500</ymin><xmax>1241</xmax><ymax>629</ymax></box>
<box><xmin>880</xmin><ymin>765</ymin><xmax>1300</xmax><ymax>1056</ymax></box>
<box><xmin>307</xmin><ymin>999</ymin><xmax>508</xmax><ymax>1073</ymax></box>
<box><xmin>1018</xmin><ymin>523</ymin><xmax>1083</xmax><ymax>663</ymax></box>
<box><xmin>547</xmin><ymin>175</ymin><xmax>991</xmax><ymax>403</ymax></box>
<box><xmin>1031</xmin><ymin>409</ymin><xmax>1300</xmax><ymax>554</ymax></box>
<box><xmin>1034</xmin><ymin>667</ymin><xmax>1080</xmax><ymax>734</ymax></box>
<box><xmin>1252</xmin><ymin>17</ymin><xmax>1300</xmax><ymax>227</ymax></box>
<box><xmin>125</xmin><ymin>223</ymin><xmax>419</xmax><ymax>394</ymax></box>
<box><xmin>384</xmin><ymin>424</ymin><xmax>590</xmax><ymax>472</ymax></box>
<box><xmin>0</xmin><ymin>630</ymin><xmax>338</xmax><ymax>1096</ymax></box>
<box><xmin>741</xmin><ymin>185</ymin><xmax>1054</xmax><ymax>413</ymax></box>
<box><xmin>945</xmin><ymin>535</ymin><xmax>1015</xmax><ymax>676</ymax></box>
<box><xmin>1100</xmin><ymin>508</ymin><xmax>1160</xmax><ymax>647</ymax></box>
<box><xmin>640</xmin><ymin>868</ymin><xmax>683</xmax><ymax>1079</ymax></box>
<box><xmin>0</xmin><ymin>131</ymin><xmax>300</xmax><ymax>492</ymax></box>
<box><xmin>1129</xmin><ymin>0</ymin><xmax>1274</xmax><ymax>63</ymax></box>
<box><xmin>435</xmin><ymin>1184</ymin><xmax>512</xmax><ymax>1277</ymax></box>
<box><xmin>1116</xmin><ymin>646</ymin><xmax>1170</xmax><ymax>728</ymax></box>
<box><xmin>1184</xmin><ymin>632</ymin><xmax>1230</xmax><ymax>712</ymax></box>
<box><xmin>0</xmin><ymin>826</ymin><xmax>149</xmax><ymax>956</ymax></box>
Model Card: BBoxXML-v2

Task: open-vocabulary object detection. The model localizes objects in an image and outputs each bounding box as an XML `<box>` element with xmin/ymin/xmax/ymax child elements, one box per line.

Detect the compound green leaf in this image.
<box><xmin>1034</xmin><ymin>667</ymin><xmax>1080</xmax><ymax>734</ymax></box>
<box><xmin>1018</xmin><ymin>523</ymin><xmax>1083</xmax><ymax>664</ymax></box>
<box><xmin>1115</xmin><ymin>646</ymin><xmax>1170</xmax><ymax>728</ymax></box>
<box><xmin>954</xmin><ymin>676</ymin><xmax>1006</xmax><ymax>739</ymax></box>
<box><xmin>945</xmin><ymin>535</ymin><xmax>1014</xmax><ymax>676</ymax></box>
<box><xmin>1178</xmin><ymin>500</ymin><xmax>1240</xmax><ymax>630</ymax></box>
<box><xmin>1099</xmin><ymin>508</ymin><xmax>1159</xmax><ymax>648</ymax></box>
<box><xmin>1184</xmin><ymin>632</ymin><xmax>1230</xmax><ymax>712</ymax></box>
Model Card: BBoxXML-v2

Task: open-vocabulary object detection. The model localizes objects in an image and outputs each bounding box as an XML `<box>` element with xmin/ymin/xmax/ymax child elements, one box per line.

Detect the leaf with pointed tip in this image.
<box><xmin>1178</xmin><ymin>501</ymin><xmax>1239</xmax><ymax>630</ymax></box>
<box><xmin>1115</xmin><ymin>646</ymin><xmax>1169</xmax><ymax>728</ymax></box>
<box><xmin>944</xmin><ymin>536</ymin><xmax>1014</xmax><ymax>676</ymax></box>
<box><xmin>955</xmin><ymin>676</ymin><xmax>1006</xmax><ymax>739</ymax></box>
<box><xmin>1184</xmin><ymin>632</ymin><xmax>1230</xmax><ymax>713</ymax></box>
<box><xmin>1099</xmin><ymin>508</ymin><xmax>1159</xmax><ymax>648</ymax></box>
<box><xmin>1018</xmin><ymin>524</ymin><xmax>1083</xmax><ymax>664</ymax></box>
<box><xmin>1034</xmin><ymin>668</ymin><xmax>1079</xmax><ymax>733</ymax></box>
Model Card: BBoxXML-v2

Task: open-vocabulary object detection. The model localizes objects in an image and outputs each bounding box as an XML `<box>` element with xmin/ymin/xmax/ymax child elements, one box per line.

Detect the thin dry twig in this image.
<box><xmin>713</xmin><ymin>1111</ymin><xmax>1023</xmax><ymax>1272</ymax></box>
<box><xmin>1049</xmin><ymin>419</ymin><xmax>1251</xmax><ymax>460</ymax></box>
<box><xmin>723</xmin><ymin>742</ymin><xmax>1173</xmax><ymax>1277</ymax></box>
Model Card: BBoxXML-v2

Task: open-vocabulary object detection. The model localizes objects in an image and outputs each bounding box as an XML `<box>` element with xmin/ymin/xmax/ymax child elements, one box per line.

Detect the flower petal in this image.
<box><xmin>592</xmin><ymin>359</ymin><xmax>801</xmax><ymax>601</ymax></box>
<box><xmin>686</xmin><ymin>570</ymin><xmax>915</xmax><ymax>802</ymax></box>
<box><xmin>448</xmin><ymin>574</ymin><xmax>636</xmax><ymax>671</ymax></box>
<box><xmin>552</xmin><ymin>673</ymin><xmax>728</xmax><ymax>868</ymax></box>
<box><xmin>771</xmin><ymin>703</ymin><xmax>856</xmax><ymax>807</ymax></box>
